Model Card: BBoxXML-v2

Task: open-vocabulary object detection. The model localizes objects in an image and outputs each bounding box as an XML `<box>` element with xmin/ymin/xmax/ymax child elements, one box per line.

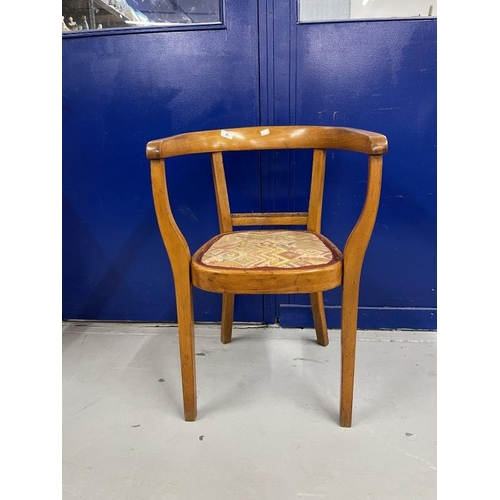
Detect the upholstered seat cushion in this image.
<box><xmin>193</xmin><ymin>230</ymin><xmax>341</xmax><ymax>270</ymax></box>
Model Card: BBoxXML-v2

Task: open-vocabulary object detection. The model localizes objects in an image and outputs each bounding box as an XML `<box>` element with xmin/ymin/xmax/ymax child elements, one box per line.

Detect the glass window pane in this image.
<box><xmin>299</xmin><ymin>0</ymin><xmax>350</xmax><ymax>22</ymax></box>
<box><xmin>62</xmin><ymin>0</ymin><xmax>222</xmax><ymax>31</ymax></box>
<box><xmin>298</xmin><ymin>0</ymin><xmax>437</xmax><ymax>23</ymax></box>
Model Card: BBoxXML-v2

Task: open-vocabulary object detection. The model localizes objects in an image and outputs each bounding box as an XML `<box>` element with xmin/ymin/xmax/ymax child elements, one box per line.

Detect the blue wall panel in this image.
<box><xmin>62</xmin><ymin>5</ymin><xmax>263</xmax><ymax>322</ymax></box>
<box><xmin>278</xmin><ymin>19</ymin><xmax>437</xmax><ymax>329</ymax></box>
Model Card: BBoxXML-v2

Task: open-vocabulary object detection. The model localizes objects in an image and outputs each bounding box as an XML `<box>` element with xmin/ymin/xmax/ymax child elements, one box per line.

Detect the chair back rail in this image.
<box><xmin>146</xmin><ymin>126</ymin><xmax>388</xmax><ymax>159</ymax></box>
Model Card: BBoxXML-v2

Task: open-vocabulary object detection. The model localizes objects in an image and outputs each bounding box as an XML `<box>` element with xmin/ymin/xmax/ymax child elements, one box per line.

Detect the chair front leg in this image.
<box><xmin>150</xmin><ymin>158</ymin><xmax>197</xmax><ymax>420</ymax></box>
<box><xmin>339</xmin><ymin>274</ymin><xmax>361</xmax><ymax>427</ymax></box>
<box><xmin>175</xmin><ymin>276</ymin><xmax>197</xmax><ymax>421</ymax></box>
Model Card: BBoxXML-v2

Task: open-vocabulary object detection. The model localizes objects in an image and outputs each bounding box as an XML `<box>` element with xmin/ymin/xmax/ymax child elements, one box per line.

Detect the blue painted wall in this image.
<box><xmin>62</xmin><ymin>3</ymin><xmax>264</xmax><ymax>323</ymax></box>
<box><xmin>62</xmin><ymin>6</ymin><xmax>436</xmax><ymax>330</ymax></box>
<box><xmin>279</xmin><ymin>18</ymin><xmax>437</xmax><ymax>329</ymax></box>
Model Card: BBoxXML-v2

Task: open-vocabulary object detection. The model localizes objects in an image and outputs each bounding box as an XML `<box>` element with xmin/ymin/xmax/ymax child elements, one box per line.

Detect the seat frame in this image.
<box><xmin>147</xmin><ymin>125</ymin><xmax>388</xmax><ymax>427</ymax></box>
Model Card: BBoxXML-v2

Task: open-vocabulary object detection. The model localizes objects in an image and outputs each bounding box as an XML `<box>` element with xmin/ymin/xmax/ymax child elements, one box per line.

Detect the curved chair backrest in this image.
<box><xmin>146</xmin><ymin>125</ymin><xmax>388</xmax><ymax>159</ymax></box>
<box><xmin>147</xmin><ymin>126</ymin><xmax>388</xmax><ymax>235</ymax></box>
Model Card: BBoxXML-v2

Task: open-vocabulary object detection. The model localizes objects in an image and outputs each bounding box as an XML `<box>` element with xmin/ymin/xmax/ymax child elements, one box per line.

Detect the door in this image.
<box><xmin>62</xmin><ymin>1</ymin><xmax>265</xmax><ymax>322</ymax></box>
<box><xmin>263</xmin><ymin>1</ymin><xmax>437</xmax><ymax>329</ymax></box>
<box><xmin>63</xmin><ymin>1</ymin><xmax>437</xmax><ymax>330</ymax></box>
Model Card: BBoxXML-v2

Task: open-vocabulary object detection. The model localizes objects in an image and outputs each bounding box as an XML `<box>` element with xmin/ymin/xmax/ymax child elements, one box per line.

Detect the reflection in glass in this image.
<box><xmin>298</xmin><ymin>0</ymin><xmax>437</xmax><ymax>23</ymax></box>
<box><xmin>62</xmin><ymin>0</ymin><xmax>222</xmax><ymax>31</ymax></box>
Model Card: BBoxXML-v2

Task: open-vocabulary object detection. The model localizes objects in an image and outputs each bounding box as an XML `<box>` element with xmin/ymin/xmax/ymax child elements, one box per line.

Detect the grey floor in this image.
<box><xmin>62</xmin><ymin>322</ymin><xmax>436</xmax><ymax>500</ymax></box>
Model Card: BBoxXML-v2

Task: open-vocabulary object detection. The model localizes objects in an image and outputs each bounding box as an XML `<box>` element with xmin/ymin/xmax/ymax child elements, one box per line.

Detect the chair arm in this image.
<box><xmin>343</xmin><ymin>155</ymin><xmax>384</xmax><ymax>280</ymax></box>
<box><xmin>150</xmin><ymin>159</ymin><xmax>191</xmax><ymax>279</ymax></box>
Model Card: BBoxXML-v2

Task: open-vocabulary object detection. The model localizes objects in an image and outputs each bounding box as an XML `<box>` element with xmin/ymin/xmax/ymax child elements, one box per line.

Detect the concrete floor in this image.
<box><xmin>62</xmin><ymin>322</ymin><xmax>436</xmax><ymax>500</ymax></box>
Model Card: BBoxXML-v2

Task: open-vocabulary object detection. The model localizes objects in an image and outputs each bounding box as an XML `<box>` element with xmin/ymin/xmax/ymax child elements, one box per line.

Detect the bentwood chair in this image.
<box><xmin>147</xmin><ymin>126</ymin><xmax>388</xmax><ymax>427</ymax></box>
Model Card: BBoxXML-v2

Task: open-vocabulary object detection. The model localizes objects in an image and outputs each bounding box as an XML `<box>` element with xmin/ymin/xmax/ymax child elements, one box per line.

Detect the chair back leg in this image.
<box><xmin>310</xmin><ymin>292</ymin><xmax>329</xmax><ymax>347</ymax></box>
<box><xmin>221</xmin><ymin>293</ymin><xmax>235</xmax><ymax>344</ymax></box>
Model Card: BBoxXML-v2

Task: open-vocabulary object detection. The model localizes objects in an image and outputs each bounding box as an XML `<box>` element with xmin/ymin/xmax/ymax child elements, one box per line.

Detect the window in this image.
<box><xmin>62</xmin><ymin>0</ymin><xmax>222</xmax><ymax>32</ymax></box>
<box><xmin>298</xmin><ymin>0</ymin><xmax>437</xmax><ymax>23</ymax></box>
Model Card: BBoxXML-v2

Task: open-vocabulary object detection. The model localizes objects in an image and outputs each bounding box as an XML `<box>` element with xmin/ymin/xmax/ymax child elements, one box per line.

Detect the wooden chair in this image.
<box><xmin>147</xmin><ymin>126</ymin><xmax>388</xmax><ymax>426</ymax></box>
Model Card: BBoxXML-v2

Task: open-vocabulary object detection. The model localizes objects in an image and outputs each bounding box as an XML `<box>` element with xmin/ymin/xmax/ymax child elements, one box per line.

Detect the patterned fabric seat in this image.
<box><xmin>194</xmin><ymin>230</ymin><xmax>341</xmax><ymax>270</ymax></box>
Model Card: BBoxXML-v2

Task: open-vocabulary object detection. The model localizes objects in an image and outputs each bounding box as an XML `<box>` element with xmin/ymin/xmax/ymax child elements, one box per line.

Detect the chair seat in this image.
<box><xmin>191</xmin><ymin>230</ymin><xmax>343</xmax><ymax>294</ymax></box>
